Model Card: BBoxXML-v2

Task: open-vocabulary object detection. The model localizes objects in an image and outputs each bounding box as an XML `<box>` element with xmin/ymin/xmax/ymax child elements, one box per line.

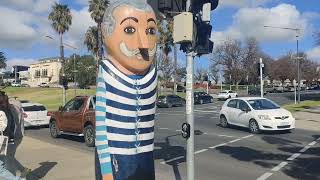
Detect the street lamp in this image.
<box><xmin>45</xmin><ymin>35</ymin><xmax>78</xmax><ymax>104</ymax></box>
<box><xmin>263</xmin><ymin>25</ymin><xmax>302</xmax><ymax>103</ymax></box>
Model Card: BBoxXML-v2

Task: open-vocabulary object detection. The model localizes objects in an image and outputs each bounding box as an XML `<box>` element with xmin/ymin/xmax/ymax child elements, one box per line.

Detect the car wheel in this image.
<box><xmin>210</xmin><ymin>98</ymin><xmax>213</xmax><ymax>103</ymax></box>
<box><xmin>249</xmin><ymin>119</ymin><xmax>260</xmax><ymax>134</ymax></box>
<box><xmin>50</xmin><ymin>120</ymin><xmax>60</xmax><ymax>138</ymax></box>
<box><xmin>84</xmin><ymin>125</ymin><xmax>95</xmax><ymax>147</ymax></box>
<box><xmin>236</xmin><ymin>95</ymin><xmax>238</xmax><ymax>98</ymax></box>
<box><xmin>167</xmin><ymin>103</ymin><xmax>172</xmax><ymax>108</ymax></box>
<box><xmin>200</xmin><ymin>99</ymin><xmax>204</xmax><ymax>104</ymax></box>
<box><xmin>220</xmin><ymin>115</ymin><xmax>228</xmax><ymax>128</ymax></box>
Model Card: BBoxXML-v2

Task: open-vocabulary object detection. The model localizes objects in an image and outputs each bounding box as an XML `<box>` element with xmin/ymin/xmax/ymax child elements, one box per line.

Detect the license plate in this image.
<box><xmin>280</xmin><ymin>122</ymin><xmax>289</xmax><ymax>126</ymax></box>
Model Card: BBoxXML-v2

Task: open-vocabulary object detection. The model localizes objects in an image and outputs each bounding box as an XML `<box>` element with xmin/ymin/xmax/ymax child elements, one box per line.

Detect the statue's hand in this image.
<box><xmin>102</xmin><ymin>174</ymin><xmax>114</xmax><ymax>180</ymax></box>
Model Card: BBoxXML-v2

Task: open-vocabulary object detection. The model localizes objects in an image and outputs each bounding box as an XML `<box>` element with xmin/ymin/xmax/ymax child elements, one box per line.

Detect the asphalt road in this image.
<box><xmin>25</xmin><ymin>93</ymin><xmax>320</xmax><ymax>180</ymax></box>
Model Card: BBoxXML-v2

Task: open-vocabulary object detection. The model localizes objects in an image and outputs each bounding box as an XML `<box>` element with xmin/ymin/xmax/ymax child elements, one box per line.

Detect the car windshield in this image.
<box><xmin>247</xmin><ymin>99</ymin><xmax>280</xmax><ymax>110</ymax></box>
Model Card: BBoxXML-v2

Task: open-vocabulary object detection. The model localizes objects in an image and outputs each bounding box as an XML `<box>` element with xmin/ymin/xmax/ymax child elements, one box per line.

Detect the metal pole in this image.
<box><xmin>60</xmin><ymin>34</ymin><xmax>66</xmax><ymax>106</ymax></box>
<box><xmin>206</xmin><ymin>72</ymin><xmax>209</xmax><ymax>94</ymax></box>
<box><xmin>246</xmin><ymin>75</ymin><xmax>249</xmax><ymax>95</ymax></box>
<box><xmin>74</xmin><ymin>54</ymin><xmax>76</xmax><ymax>97</ymax></box>
<box><xmin>297</xmin><ymin>36</ymin><xmax>301</xmax><ymax>103</ymax></box>
<box><xmin>229</xmin><ymin>74</ymin><xmax>231</xmax><ymax>90</ymax></box>
<box><xmin>174</xmin><ymin>44</ymin><xmax>178</xmax><ymax>95</ymax></box>
<box><xmin>185</xmin><ymin>2</ymin><xmax>194</xmax><ymax>180</ymax></box>
<box><xmin>186</xmin><ymin>51</ymin><xmax>194</xmax><ymax>180</ymax></box>
<box><xmin>260</xmin><ymin>58</ymin><xmax>264</xmax><ymax>98</ymax></box>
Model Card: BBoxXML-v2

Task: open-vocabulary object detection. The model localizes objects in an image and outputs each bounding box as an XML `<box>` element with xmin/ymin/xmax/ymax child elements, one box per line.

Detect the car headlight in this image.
<box><xmin>258</xmin><ymin>115</ymin><xmax>271</xmax><ymax>120</ymax></box>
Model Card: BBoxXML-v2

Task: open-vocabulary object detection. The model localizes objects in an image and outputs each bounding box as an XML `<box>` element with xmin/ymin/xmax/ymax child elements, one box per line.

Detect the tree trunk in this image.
<box><xmin>60</xmin><ymin>33</ymin><xmax>66</xmax><ymax>106</ymax></box>
<box><xmin>98</xmin><ymin>22</ymin><xmax>103</xmax><ymax>62</ymax></box>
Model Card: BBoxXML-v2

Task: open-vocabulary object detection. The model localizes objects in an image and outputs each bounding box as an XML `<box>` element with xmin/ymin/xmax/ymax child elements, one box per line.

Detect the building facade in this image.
<box><xmin>28</xmin><ymin>57</ymin><xmax>62</xmax><ymax>87</ymax></box>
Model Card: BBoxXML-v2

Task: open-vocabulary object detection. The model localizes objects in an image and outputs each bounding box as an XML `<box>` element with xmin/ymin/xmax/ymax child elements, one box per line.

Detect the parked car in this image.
<box><xmin>219</xmin><ymin>97</ymin><xmax>295</xmax><ymax>133</ymax></box>
<box><xmin>218</xmin><ymin>90</ymin><xmax>238</xmax><ymax>100</ymax></box>
<box><xmin>194</xmin><ymin>92</ymin><xmax>213</xmax><ymax>104</ymax></box>
<box><xmin>48</xmin><ymin>96</ymin><xmax>96</xmax><ymax>147</ymax></box>
<box><xmin>157</xmin><ymin>95</ymin><xmax>185</xmax><ymax>108</ymax></box>
<box><xmin>21</xmin><ymin>84</ymin><xmax>31</xmax><ymax>88</ymax></box>
<box><xmin>177</xmin><ymin>85</ymin><xmax>186</xmax><ymax>93</ymax></box>
<box><xmin>21</xmin><ymin>103</ymin><xmax>50</xmax><ymax>127</ymax></box>
<box><xmin>39</xmin><ymin>82</ymin><xmax>50</xmax><ymax>88</ymax></box>
<box><xmin>248</xmin><ymin>88</ymin><xmax>267</xmax><ymax>96</ymax></box>
<box><xmin>11</xmin><ymin>82</ymin><xmax>21</xmax><ymax>87</ymax></box>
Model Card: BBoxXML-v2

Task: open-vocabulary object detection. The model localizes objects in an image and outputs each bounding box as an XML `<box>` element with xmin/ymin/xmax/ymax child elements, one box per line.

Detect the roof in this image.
<box><xmin>232</xmin><ymin>97</ymin><xmax>267</xmax><ymax>101</ymax></box>
<box><xmin>21</xmin><ymin>102</ymin><xmax>44</xmax><ymax>107</ymax></box>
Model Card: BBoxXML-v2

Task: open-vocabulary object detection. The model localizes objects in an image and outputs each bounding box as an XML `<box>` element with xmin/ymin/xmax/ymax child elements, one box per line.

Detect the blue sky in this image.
<box><xmin>0</xmin><ymin>0</ymin><xmax>320</xmax><ymax>71</ymax></box>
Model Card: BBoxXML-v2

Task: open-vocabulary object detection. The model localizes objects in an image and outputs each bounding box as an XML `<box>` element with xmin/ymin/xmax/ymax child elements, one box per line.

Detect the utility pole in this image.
<box><xmin>73</xmin><ymin>54</ymin><xmax>77</xmax><ymax>97</ymax></box>
<box><xmin>229</xmin><ymin>74</ymin><xmax>232</xmax><ymax>90</ymax></box>
<box><xmin>246</xmin><ymin>75</ymin><xmax>249</xmax><ymax>95</ymax></box>
<box><xmin>173</xmin><ymin>44</ymin><xmax>178</xmax><ymax>95</ymax></box>
<box><xmin>220</xmin><ymin>73</ymin><xmax>223</xmax><ymax>92</ymax></box>
<box><xmin>260</xmin><ymin>58</ymin><xmax>264</xmax><ymax>97</ymax></box>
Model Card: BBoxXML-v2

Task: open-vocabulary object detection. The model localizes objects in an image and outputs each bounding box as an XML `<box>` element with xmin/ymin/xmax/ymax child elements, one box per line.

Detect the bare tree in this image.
<box><xmin>242</xmin><ymin>37</ymin><xmax>261</xmax><ymax>85</ymax></box>
<box><xmin>270</xmin><ymin>53</ymin><xmax>296</xmax><ymax>83</ymax></box>
<box><xmin>211</xmin><ymin>39</ymin><xmax>245</xmax><ymax>88</ymax></box>
<box><xmin>194</xmin><ymin>68</ymin><xmax>207</xmax><ymax>83</ymax></box>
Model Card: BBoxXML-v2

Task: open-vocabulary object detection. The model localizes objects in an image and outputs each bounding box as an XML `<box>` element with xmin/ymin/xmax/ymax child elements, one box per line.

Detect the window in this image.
<box><xmin>227</xmin><ymin>100</ymin><xmax>237</xmax><ymax>108</ymax></box>
<box><xmin>23</xmin><ymin>105</ymin><xmax>46</xmax><ymax>112</ymax></box>
<box><xmin>89</xmin><ymin>97</ymin><xmax>96</xmax><ymax>110</ymax></box>
<box><xmin>248</xmin><ymin>99</ymin><xmax>280</xmax><ymax>110</ymax></box>
<box><xmin>35</xmin><ymin>70</ymin><xmax>41</xmax><ymax>78</ymax></box>
<box><xmin>42</xmin><ymin>69</ymin><xmax>48</xmax><ymax>77</ymax></box>
<box><xmin>238</xmin><ymin>100</ymin><xmax>249</xmax><ymax>110</ymax></box>
<box><xmin>63</xmin><ymin>98</ymin><xmax>85</xmax><ymax>112</ymax></box>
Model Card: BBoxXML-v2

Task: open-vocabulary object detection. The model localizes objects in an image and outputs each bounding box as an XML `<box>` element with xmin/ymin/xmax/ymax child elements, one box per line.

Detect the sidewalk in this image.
<box><xmin>293</xmin><ymin>111</ymin><xmax>320</xmax><ymax>132</ymax></box>
<box><xmin>15</xmin><ymin>137</ymin><xmax>94</xmax><ymax>180</ymax></box>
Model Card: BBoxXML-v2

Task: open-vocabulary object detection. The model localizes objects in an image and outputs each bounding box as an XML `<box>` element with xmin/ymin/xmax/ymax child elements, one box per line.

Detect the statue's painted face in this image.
<box><xmin>103</xmin><ymin>5</ymin><xmax>157</xmax><ymax>75</ymax></box>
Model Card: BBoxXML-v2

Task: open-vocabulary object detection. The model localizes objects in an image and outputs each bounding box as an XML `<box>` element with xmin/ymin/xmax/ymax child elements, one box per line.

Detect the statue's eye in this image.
<box><xmin>146</xmin><ymin>27</ymin><xmax>156</xmax><ymax>35</ymax></box>
<box><xmin>124</xmin><ymin>26</ymin><xmax>136</xmax><ymax>34</ymax></box>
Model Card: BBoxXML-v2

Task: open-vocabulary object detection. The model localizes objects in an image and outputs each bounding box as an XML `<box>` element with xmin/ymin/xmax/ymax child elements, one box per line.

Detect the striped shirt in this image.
<box><xmin>95</xmin><ymin>60</ymin><xmax>157</xmax><ymax>176</ymax></box>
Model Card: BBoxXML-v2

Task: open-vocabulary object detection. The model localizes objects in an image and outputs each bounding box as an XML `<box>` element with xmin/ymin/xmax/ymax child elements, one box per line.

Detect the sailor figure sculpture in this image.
<box><xmin>95</xmin><ymin>0</ymin><xmax>157</xmax><ymax>179</ymax></box>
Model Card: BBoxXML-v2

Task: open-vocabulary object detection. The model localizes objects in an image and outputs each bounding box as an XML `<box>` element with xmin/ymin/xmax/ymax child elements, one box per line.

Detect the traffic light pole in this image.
<box><xmin>185</xmin><ymin>1</ymin><xmax>194</xmax><ymax>180</ymax></box>
<box><xmin>260</xmin><ymin>58</ymin><xmax>264</xmax><ymax>98</ymax></box>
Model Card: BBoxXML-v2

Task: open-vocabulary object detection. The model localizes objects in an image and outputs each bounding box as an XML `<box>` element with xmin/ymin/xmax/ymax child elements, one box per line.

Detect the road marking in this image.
<box><xmin>229</xmin><ymin>139</ymin><xmax>241</xmax><ymax>143</ymax></box>
<box><xmin>256</xmin><ymin>138</ymin><xmax>319</xmax><ymax>180</ymax></box>
<box><xmin>241</xmin><ymin>134</ymin><xmax>254</xmax><ymax>139</ymax></box>
<box><xmin>160</xmin><ymin>156</ymin><xmax>184</xmax><ymax>165</ymax></box>
<box><xmin>195</xmin><ymin>149</ymin><xmax>208</xmax><ymax>154</ymax></box>
<box><xmin>218</xmin><ymin>135</ymin><xmax>234</xmax><ymax>138</ymax></box>
<box><xmin>194</xmin><ymin>110</ymin><xmax>218</xmax><ymax>113</ymax></box>
<box><xmin>159</xmin><ymin>128</ymin><xmax>169</xmax><ymax>130</ymax></box>
<box><xmin>299</xmin><ymin>145</ymin><xmax>311</xmax><ymax>153</ymax></box>
<box><xmin>176</xmin><ymin>130</ymin><xmax>181</xmax><ymax>132</ymax></box>
<box><xmin>271</xmin><ymin>162</ymin><xmax>288</xmax><ymax>172</ymax></box>
<box><xmin>287</xmin><ymin>153</ymin><xmax>301</xmax><ymax>161</ymax></box>
<box><xmin>256</xmin><ymin>172</ymin><xmax>273</xmax><ymax>180</ymax></box>
<box><xmin>209</xmin><ymin>143</ymin><xmax>227</xmax><ymax>149</ymax></box>
<box><xmin>309</xmin><ymin>141</ymin><xmax>317</xmax><ymax>146</ymax></box>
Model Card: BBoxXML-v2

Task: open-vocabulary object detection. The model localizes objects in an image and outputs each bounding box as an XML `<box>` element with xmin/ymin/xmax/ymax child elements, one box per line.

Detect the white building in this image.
<box><xmin>28</xmin><ymin>57</ymin><xmax>62</xmax><ymax>87</ymax></box>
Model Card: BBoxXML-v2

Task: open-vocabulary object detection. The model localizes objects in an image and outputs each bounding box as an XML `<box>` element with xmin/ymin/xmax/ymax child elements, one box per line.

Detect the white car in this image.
<box><xmin>218</xmin><ymin>90</ymin><xmax>238</xmax><ymax>100</ymax></box>
<box><xmin>219</xmin><ymin>97</ymin><xmax>295</xmax><ymax>133</ymax></box>
<box><xmin>11</xmin><ymin>82</ymin><xmax>21</xmax><ymax>87</ymax></box>
<box><xmin>21</xmin><ymin>103</ymin><xmax>50</xmax><ymax>127</ymax></box>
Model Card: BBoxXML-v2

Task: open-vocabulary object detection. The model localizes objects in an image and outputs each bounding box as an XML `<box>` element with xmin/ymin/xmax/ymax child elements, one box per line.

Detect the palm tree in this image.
<box><xmin>84</xmin><ymin>26</ymin><xmax>99</xmax><ymax>60</ymax></box>
<box><xmin>88</xmin><ymin>0</ymin><xmax>109</xmax><ymax>61</ymax></box>
<box><xmin>48</xmin><ymin>2</ymin><xmax>72</xmax><ymax>70</ymax></box>
<box><xmin>0</xmin><ymin>52</ymin><xmax>7</xmax><ymax>69</ymax></box>
<box><xmin>48</xmin><ymin>2</ymin><xmax>72</xmax><ymax>105</ymax></box>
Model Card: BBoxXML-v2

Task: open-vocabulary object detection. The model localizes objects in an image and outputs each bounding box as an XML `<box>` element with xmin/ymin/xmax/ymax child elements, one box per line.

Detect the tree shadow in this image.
<box><xmin>27</xmin><ymin>161</ymin><xmax>57</xmax><ymax>180</ymax></box>
<box><xmin>261</xmin><ymin>136</ymin><xmax>301</xmax><ymax>146</ymax></box>
<box><xmin>154</xmin><ymin>134</ymin><xmax>186</xmax><ymax>180</ymax></box>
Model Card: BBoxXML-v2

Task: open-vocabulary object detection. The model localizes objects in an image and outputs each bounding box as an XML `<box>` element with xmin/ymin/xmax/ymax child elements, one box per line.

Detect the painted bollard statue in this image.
<box><xmin>95</xmin><ymin>0</ymin><xmax>158</xmax><ymax>180</ymax></box>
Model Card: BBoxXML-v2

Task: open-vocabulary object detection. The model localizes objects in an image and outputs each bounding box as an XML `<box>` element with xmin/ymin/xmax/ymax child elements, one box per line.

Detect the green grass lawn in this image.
<box><xmin>3</xmin><ymin>87</ymin><xmax>95</xmax><ymax>111</ymax></box>
<box><xmin>283</xmin><ymin>101</ymin><xmax>320</xmax><ymax>112</ymax></box>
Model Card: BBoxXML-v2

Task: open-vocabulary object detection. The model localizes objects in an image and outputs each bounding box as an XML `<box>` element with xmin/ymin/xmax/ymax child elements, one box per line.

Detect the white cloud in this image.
<box><xmin>211</xmin><ymin>4</ymin><xmax>308</xmax><ymax>45</ymax></box>
<box><xmin>0</xmin><ymin>0</ymin><xmax>57</xmax><ymax>13</ymax></box>
<box><xmin>307</xmin><ymin>46</ymin><xmax>320</xmax><ymax>61</ymax></box>
<box><xmin>219</xmin><ymin>0</ymin><xmax>272</xmax><ymax>8</ymax></box>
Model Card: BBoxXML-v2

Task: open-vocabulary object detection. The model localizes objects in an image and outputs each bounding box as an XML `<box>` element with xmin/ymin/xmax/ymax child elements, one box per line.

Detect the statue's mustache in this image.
<box><xmin>120</xmin><ymin>42</ymin><xmax>156</xmax><ymax>61</ymax></box>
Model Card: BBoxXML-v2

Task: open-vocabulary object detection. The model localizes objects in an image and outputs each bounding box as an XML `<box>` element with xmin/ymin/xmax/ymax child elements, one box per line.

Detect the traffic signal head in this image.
<box><xmin>194</xmin><ymin>22</ymin><xmax>214</xmax><ymax>55</ymax></box>
<box><xmin>192</xmin><ymin>0</ymin><xmax>219</xmax><ymax>13</ymax></box>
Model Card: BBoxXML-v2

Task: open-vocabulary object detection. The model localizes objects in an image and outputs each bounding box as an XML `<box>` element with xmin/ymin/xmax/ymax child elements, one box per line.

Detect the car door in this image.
<box><xmin>225</xmin><ymin>99</ymin><xmax>238</xmax><ymax>124</ymax></box>
<box><xmin>235</xmin><ymin>100</ymin><xmax>252</xmax><ymax>127</ymax></box>
<box><xmin>60</xmin><ymin>98</ymin><xmax>85</xmax><ymax>132</ymax></box>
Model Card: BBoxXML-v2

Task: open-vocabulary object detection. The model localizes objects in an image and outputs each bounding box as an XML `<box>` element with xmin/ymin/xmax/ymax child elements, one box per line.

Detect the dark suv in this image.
<box><xmin>194</xmin><ymin>92</ymin><xmax>213</xmax><ymax>104</ymax></box>
<box><xmin>157</xmin><ymin>95</ymin><xmax>185</xmax><ymax>108</ymax></box>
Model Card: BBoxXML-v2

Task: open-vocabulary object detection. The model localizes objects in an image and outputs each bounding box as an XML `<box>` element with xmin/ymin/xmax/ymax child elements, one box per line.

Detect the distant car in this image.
<box><xmin>177</xmin><ymin>85</ymin><xmax>186</xmax><ymax>93</ymax></box>
<box><xmin>157</xmin><ymin>95</ymin><xmax>185</xmax><ymax>108</ymax></box>
<box><xmin>218</xmin><ymin>90</ymin><xmax>238</xmax><ymax>100</ymax></box>
<box><xmin>194</xmin><ymin>92</ymin><xmax>213</xmax><ymax>104</ymax></box>
<box><xmin>39</xmin><ymin>82</ymin><xmax>50</xmax><ymax>88</ymax></box>
<box><xmin>20</xmin><ymin>100</ymin><xmax>30</xmax><ymax>103</ymax></box>
<box><xmin>21</xmin><ymin>103</ymin><xmax>50</xmax><ymax>127</ymax></box>
<box><xmin>11</xmin><ymin>82</ymin><xmax>21</xmax><ymax>87</ymax></box>
<box><xmin>219</xmin><ymin>97</ymin><xmax>295</xmax><ymax>133</ymax></box>
<box><xmin>21</xmin><ymin>84</ymin><xmax>31</xmax><ymax>88</ymax></box>
<box><xmin>248</xmin><ymin>88</ymin><xmax>267</xmax><ymax>96</ymax></box>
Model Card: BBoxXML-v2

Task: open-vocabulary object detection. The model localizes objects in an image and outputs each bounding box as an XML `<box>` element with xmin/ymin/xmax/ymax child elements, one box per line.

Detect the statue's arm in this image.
<box><xmin>96</xmin><ymin>64</ymin><xmax>113</xmax><ymax>179</ymax></box>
